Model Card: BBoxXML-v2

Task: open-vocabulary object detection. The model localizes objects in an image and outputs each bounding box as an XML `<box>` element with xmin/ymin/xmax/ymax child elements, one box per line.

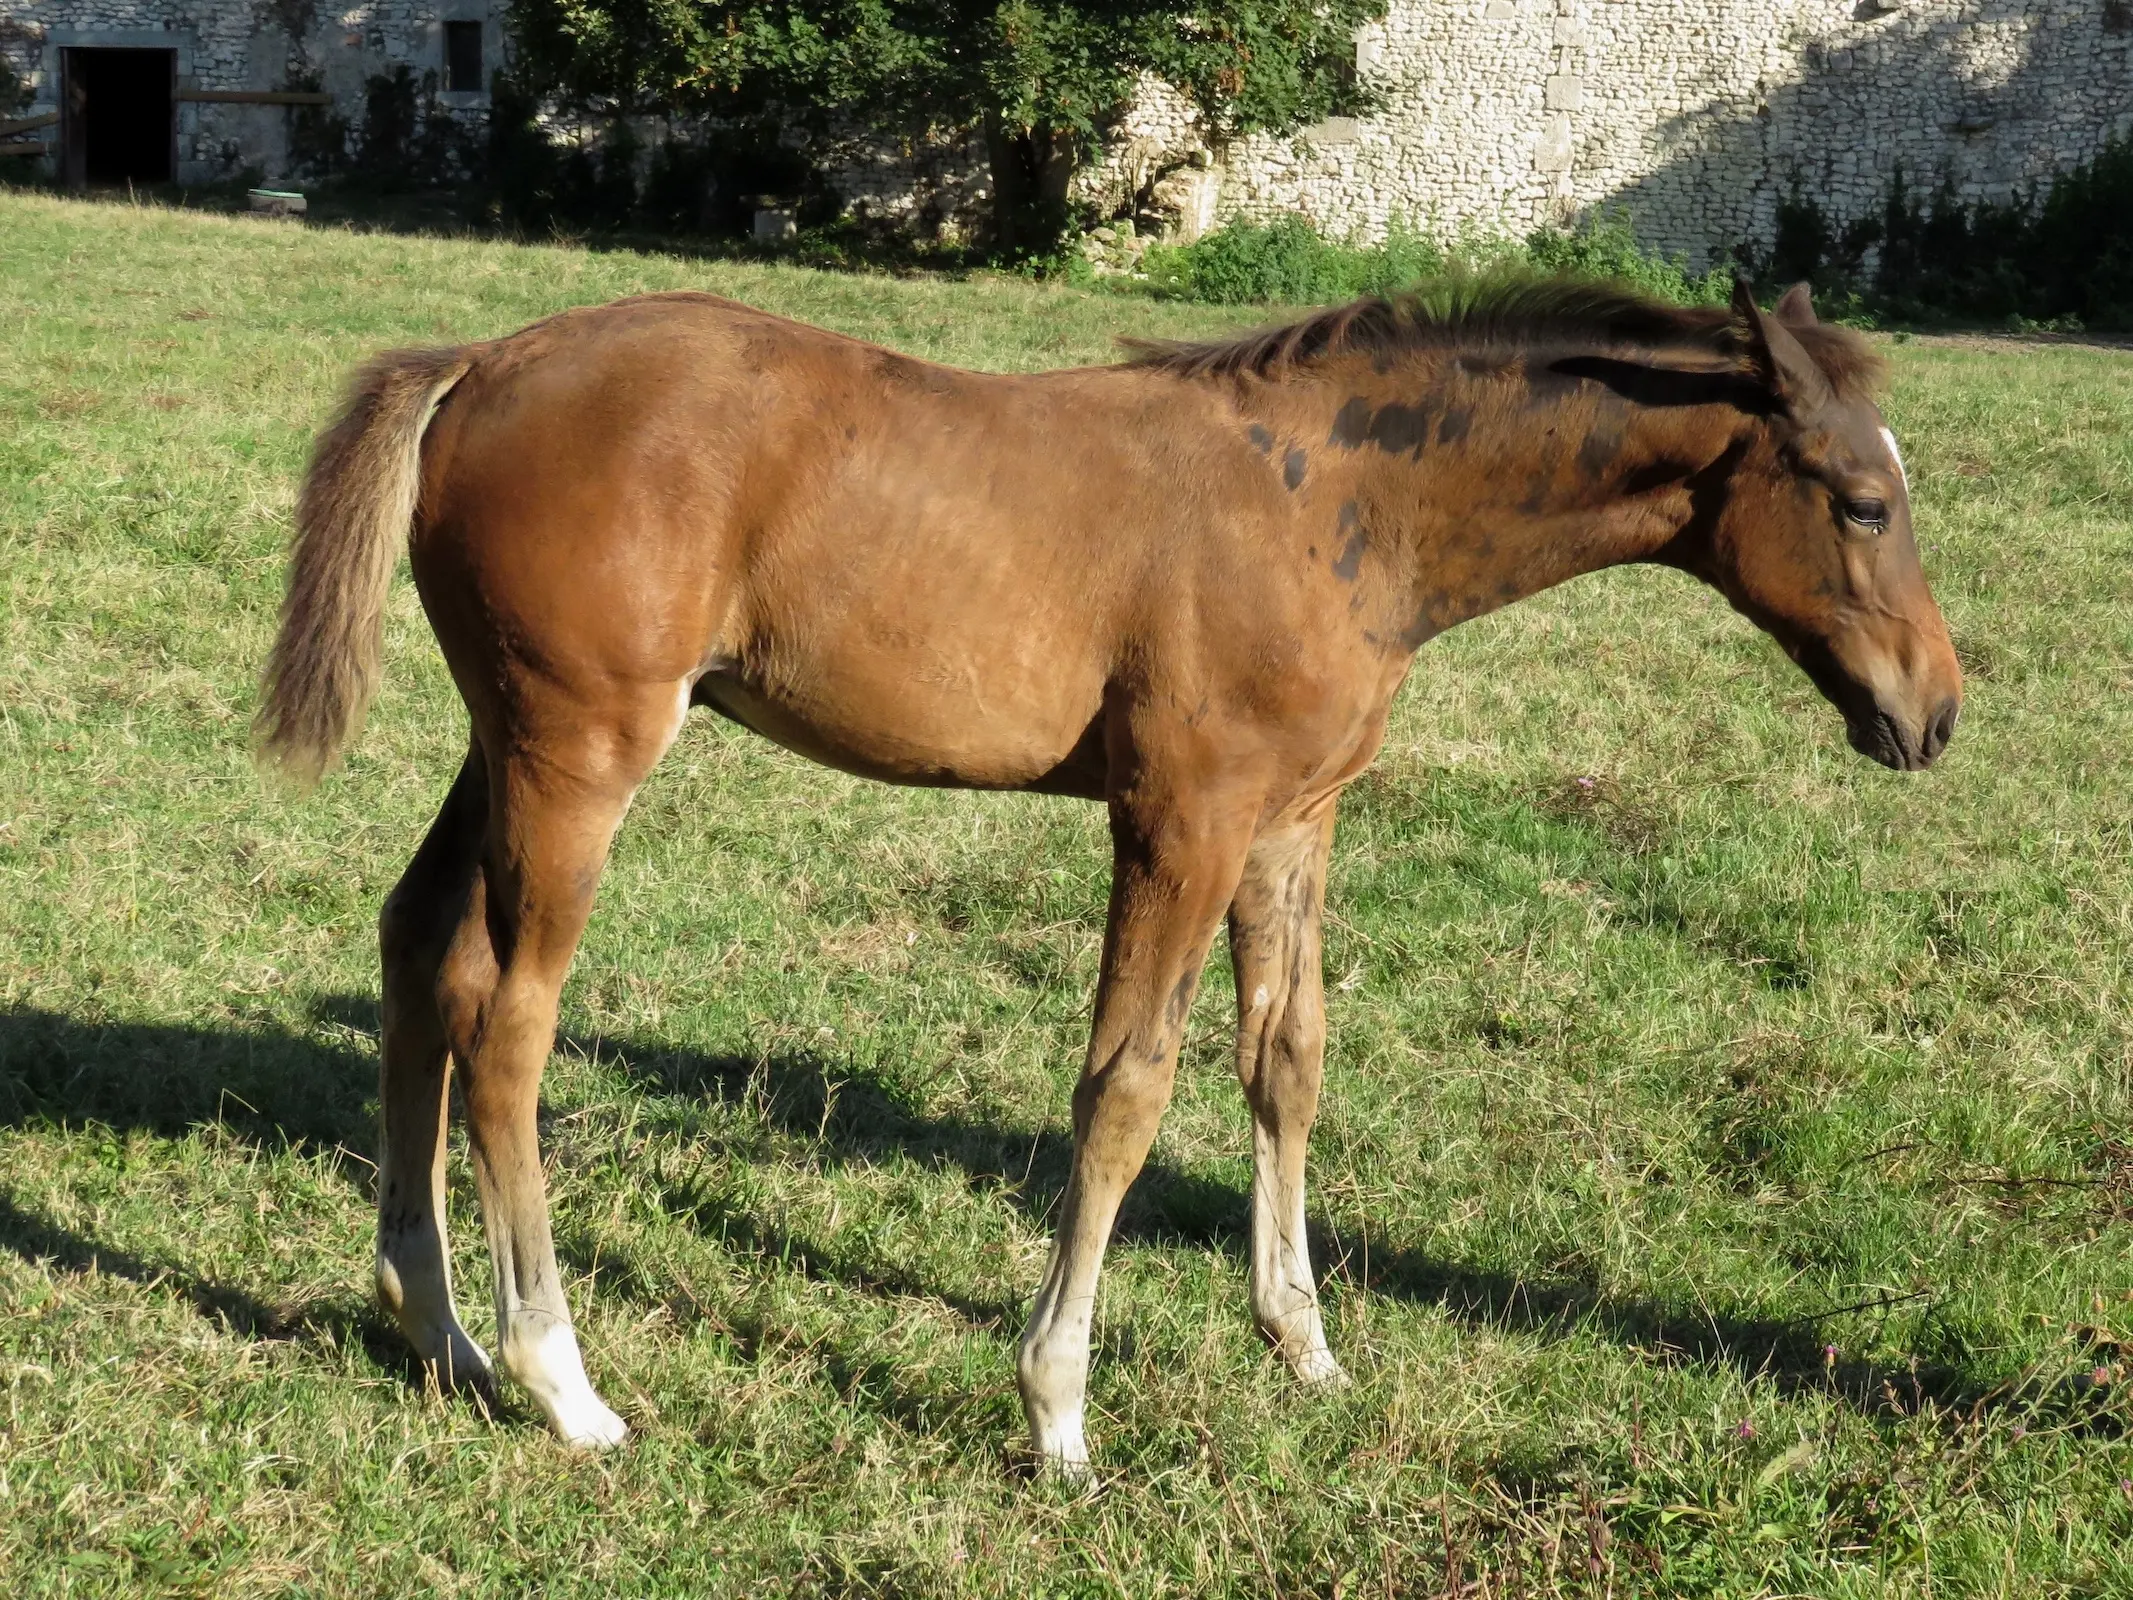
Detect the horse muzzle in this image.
<box><xmin>1847</xmin><ymin>693</ymin><xmax>1960</xmax><ymax>771</ymax></box>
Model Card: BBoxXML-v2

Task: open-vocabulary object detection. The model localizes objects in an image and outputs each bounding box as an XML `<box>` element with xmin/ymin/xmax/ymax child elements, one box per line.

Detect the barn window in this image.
<box><xmin>444</xmin><ymin>22</ymin><xmax>484</xmax><ymax>93</ymax></box>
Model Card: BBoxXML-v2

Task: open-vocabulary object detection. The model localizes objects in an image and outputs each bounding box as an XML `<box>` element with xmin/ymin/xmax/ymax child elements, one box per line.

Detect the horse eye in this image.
<box><xmin>1846</xmin><ymin>497</ymin><xmax>1888</xmax><ymax>529</ymax></box>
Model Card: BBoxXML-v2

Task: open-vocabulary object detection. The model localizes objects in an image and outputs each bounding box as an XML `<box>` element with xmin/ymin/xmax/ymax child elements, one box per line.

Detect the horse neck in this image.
<box><xmin>1266</xmin><ymin>344</ymin><xmax>1755</xmax><ymax>644</ymax></box>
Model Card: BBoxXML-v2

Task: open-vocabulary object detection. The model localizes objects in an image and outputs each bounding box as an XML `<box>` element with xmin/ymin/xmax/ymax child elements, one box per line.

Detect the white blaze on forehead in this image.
<box><xmin>1878</xmin><ymin>425</ymin><xmax>1909</xmax><ymax>493</ymax></box>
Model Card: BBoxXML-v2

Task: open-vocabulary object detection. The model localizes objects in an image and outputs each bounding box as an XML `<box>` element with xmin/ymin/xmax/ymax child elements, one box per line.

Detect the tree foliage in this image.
<box><xmin>506</xmin><ymin>0</ymin><xmax>1385</xmax><ymax>251</ymax></box>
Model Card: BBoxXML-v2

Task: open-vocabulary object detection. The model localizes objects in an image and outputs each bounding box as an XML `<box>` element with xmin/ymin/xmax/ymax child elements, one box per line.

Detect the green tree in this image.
<box><xmin>507</xmin><ymin>0</ymin><xmax>1385</xmax><ymax>254</ymax></box>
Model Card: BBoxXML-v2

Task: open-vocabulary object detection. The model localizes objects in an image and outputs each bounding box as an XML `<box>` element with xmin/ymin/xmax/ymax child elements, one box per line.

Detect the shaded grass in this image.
<box><xmin>3</xmin><ymin>190</ymin><xmax>2133</xmax><ymax>1595</ymax></box>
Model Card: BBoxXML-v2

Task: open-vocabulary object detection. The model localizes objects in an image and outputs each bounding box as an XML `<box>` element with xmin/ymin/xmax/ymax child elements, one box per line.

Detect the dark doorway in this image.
<box><xmin>443</xmin><ymin>22</ymin><xmax>484</xmax><ymax>93</ymax></box>
<box><xmin>62</xmin><ymin>48</ymin><xmax>176</xmax><ymax>187</ymax></box>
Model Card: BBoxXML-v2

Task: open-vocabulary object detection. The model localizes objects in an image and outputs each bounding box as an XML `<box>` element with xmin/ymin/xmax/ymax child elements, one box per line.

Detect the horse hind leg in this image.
<box><xmin>375</xmin><ymin>745</ymin><xmax>495</xmax><ymax>1396</ymax></box>
<box><xmin>439</xmin><ymin>686</ymin><xmax>687</xmax><ymax>1447</ymax></box>
<box><xmin>1229</xmin><ymin>807</ymin><xmax>1347</xmax><ymax>1386</ymax></box>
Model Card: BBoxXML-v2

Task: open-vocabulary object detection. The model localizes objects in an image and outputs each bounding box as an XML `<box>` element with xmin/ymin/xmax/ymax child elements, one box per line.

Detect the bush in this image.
<box><xmin>1139</xmin><ymin>210</ymin><xmax>1731</xmax><ymax>307</ymax></box>
<box><xmin>1138</xmin><ymin>214</ymin><xmax>1440</xmax><ymax>303</ymax></box>
<box><xmin>1758</xmin><ymin>138</ymin><xmax>2133</xmax><ymax>330</ymax></box>
<box><xmin>1520</xmin><ymin>213</ymin><xmax>1733</xmax><ymax>306</ymax></box>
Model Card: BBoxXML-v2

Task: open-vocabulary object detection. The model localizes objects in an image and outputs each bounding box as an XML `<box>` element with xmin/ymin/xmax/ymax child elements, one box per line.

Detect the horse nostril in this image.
<box><xmin>1924</xmin><ymin>697</ymin><xmax>1960</xmax><ymax>762</ymax></box>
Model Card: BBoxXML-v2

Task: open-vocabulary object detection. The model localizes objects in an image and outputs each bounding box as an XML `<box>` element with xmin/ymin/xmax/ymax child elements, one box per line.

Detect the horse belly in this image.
<box><xmin>694</xmin><ymin>647</ymin><xmax>1106</xmax><ymax>794</ymax></box>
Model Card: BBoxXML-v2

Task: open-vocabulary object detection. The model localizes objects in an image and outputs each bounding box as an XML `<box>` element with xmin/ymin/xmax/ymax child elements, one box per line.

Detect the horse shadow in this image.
<box><xmin>0</xmin><ymin>1004</ymin><xmax>458</xmax><ymax>1389</ymax></box>
<box><xmin>0</xmin><ymin>998</ymin><xmax>2106</xmax><ymax>1435</ymax></box>
<box><xmin>562</xmin><ymin>1021</ymin><xmax>2075</xmax><ymax>1424</ymax></box>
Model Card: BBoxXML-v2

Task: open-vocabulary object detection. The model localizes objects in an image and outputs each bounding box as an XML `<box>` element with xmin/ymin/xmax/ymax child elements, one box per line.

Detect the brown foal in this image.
<box><xmin>259</xmin><ymin>277</ymin><xmax>1960</xmax><ymax>1472</ymax></box>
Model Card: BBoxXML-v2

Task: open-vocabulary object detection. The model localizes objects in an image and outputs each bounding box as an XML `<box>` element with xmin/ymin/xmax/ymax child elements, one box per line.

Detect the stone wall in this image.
<box><xmin>1219</xmin><ymin>0</ymin><xmax>2133</xmax><ymax>265</ymax></box>
<box><xmin>843</xmin><ymin>0</ymin><xmax>2133</xmax><ymax>263</ymax></box>
<box><xmin>3</xmin><ymin>0</ymin><xmax>500</xmax><ymax>184</ymax></box>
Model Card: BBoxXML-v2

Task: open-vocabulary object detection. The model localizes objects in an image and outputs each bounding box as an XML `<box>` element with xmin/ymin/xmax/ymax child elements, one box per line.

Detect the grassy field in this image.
<box><xmin>4</xmin><ymin>191</ymin><xmax>2133</xmax><ymax>1597</ymax></box>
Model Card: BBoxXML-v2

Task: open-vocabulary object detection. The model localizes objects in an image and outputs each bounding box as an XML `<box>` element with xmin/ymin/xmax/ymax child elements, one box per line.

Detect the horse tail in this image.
<box><xmin>255</xmin><ymin>346</ymin><xmax>473</xmax><ymax>787</ymax></box>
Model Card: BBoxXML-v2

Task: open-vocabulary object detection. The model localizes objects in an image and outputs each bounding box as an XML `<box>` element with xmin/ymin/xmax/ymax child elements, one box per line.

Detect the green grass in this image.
<box><xmin>4</xmin><ymin>191</ymin><xmax>2133</xmax><ymax>1597</ymax></box>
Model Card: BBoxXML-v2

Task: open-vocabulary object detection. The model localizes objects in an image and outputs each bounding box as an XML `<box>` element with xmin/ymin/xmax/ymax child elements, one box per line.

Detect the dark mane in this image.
<box><xmin>1122</xmin><ymin>276</ymin><xmax>1885</xmax><ymax>397</ymax></box>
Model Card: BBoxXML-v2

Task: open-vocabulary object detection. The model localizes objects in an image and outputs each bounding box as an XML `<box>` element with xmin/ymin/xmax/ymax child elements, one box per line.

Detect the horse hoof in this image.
<box><xmin>1031</xmin><ymin>1425</ymin><xmax>1091</xmax><ymax>1482</ymax></box>
<box><xmin>1039</xmin><ymin>1451</ymin><xmax>1092</xmax><ymax>1484</ymax></box>
<box><xmin>409</xmin><ymin>1329</ymin><xmax>497</xmax><ymax>1397</ymax></box>
<box><xmin>551</xmin><ymin>1396</ymin><xmax>630</xmax><ymax>1450</ymax></box>
<box><xmin>1290</xmin><ymin>1348</ymin><xmax>1350</xmax><ymax>1388</ymax></box>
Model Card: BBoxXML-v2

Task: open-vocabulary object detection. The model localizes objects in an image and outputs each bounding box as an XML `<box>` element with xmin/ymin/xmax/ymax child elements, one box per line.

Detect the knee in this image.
<box><xmin>1073</xmin><ymin>1048</ymin><xmax>1177</xmax><ymax>1133</ymax></box>
<box><xmin>1241</xmin><ymin>1031</ymin><xmax>1324</xmax><ymax>1125</ymax></box>
<box><xmin>454</xmin><ymin>968</ymin><xmax>558</xmax><ymax>1091</ymax></box>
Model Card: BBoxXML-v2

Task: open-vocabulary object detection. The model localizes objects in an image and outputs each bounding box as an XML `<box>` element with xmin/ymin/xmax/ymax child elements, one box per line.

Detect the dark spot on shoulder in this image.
<box><xmin>1329</xmin><ymin>397</ymin><xmax>1439</xmax><ymax>457</ymax></box>
<box><xmin>1520</xmin><ymin>361</ymin><xmax>1579</xmax><ymax>410</ymax></box>
<box><xmin>1332</xmin><ymin>501</ymin><xmax>1369</xmax><ymax>581</ymax></box>
<box><xmin>845</xmin><ymin>424</ymin><xmax>857</xmax><ymax>442</ymax></box>
<box><xmin>1329</xmin><ymin>397</ymin><xmax>1372</xmax><ymax>448</ymax></box>
<box><xmin>1366</xmin><ymin>401</ymin><xmax>1433</xmax><ymax>457</ymax></box>
<box><xmin>1393</xmin><ymin>590</ymin><xmax>1454</xmax><ymax>651</ymax></box>
<box><xmin>1575</xmin><ymin>419</ymin><xmax>1625</xmax><ymax>479</ymax></box>
<box><xmin>1283</xmin><ymin>448</ymin><xmax>1308</xmax><ymax>492</ymax></box>
<box><xmin>1396</xmin><ymin>610</ymin><xmax>1444</xmax><ymax>651</ymax></box>
<box><xmin>1437</xmin><ymin>407</ymin><xmax>1471</xmax><ymax>445</ymax></box>
<box><xmin>1518</xmin><ymin>470</ymin><xmax>1553</xmax><ymax>514</ymax></box>
<box><xmin>1248</xmin><ymin>423</ymin><xmax>1276</xmax><ymax>455</ymax></box>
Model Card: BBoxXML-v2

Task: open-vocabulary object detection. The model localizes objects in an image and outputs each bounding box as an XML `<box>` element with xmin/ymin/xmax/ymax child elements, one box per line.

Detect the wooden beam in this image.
<box><xmin>0</xmin><ymin>112</ymin><xmax>59</xmax><ymax>136</ymax></box>
<box><xmin>0</xmin><ymin>142</ymin><xmax>49</xmax><ymax>158</ymax></box>
<box><xmin>175</xmin><ymin>90</ymin><xmax>335</xmax><ymax>107</ymax></box>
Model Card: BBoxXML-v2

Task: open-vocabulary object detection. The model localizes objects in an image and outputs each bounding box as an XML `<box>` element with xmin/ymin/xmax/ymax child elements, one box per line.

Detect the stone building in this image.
<box><xmin>2</xmin><ymin>0</ymin><xmax>2126</xmax><ymax>267</ymax></box>
<box><xmin>0</xmin><ymin>0</ymin><xmax>502</xmax><ymax>185</ymax></box>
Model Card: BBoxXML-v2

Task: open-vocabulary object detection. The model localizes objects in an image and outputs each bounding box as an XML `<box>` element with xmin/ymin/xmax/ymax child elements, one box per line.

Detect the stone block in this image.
<box><xmin>1534</xmin><ymin>114</ymin><xmax>1575</xmax><ymax>171</ymax></box>
<box><xmin>1302</xmin><ymin>115</ymin><xmax>1363</xmax><ymax>145</ymax></box>
<box><xmin>1544</xmin><ymin>74</ymin><xmax>1584</xmax><ymax>110</ymax></box>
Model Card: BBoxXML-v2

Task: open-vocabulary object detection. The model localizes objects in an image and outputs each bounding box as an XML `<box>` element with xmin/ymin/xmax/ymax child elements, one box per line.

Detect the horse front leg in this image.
<box><xmin>1017</xmin><ymin>777</ymin><xmax>1260</xmax><ymax>1476</ymax></box>
<box><xmin>1229</xmin><ymin>804</ymin><xmax>1347</xmax><ymax>1386</ymax></box>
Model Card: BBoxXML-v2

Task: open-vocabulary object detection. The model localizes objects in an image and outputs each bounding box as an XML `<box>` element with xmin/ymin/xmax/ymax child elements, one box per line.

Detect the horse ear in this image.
<box><xmin>1774</xmin><ymin>282</ymin><xmax>1817</xmax><ymax>326</ymax></box>
<box><xmin>1731</xmin><ymin>277</ymin><xmax>1833</xmax><ymax>413</ymax></box>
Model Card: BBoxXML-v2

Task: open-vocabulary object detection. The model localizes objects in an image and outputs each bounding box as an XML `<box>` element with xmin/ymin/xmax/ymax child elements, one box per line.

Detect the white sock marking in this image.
<box><xmin>513</xmin><ymin>1321</ymin><xmax>628</xmax><ymax>1448</ymax></box>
